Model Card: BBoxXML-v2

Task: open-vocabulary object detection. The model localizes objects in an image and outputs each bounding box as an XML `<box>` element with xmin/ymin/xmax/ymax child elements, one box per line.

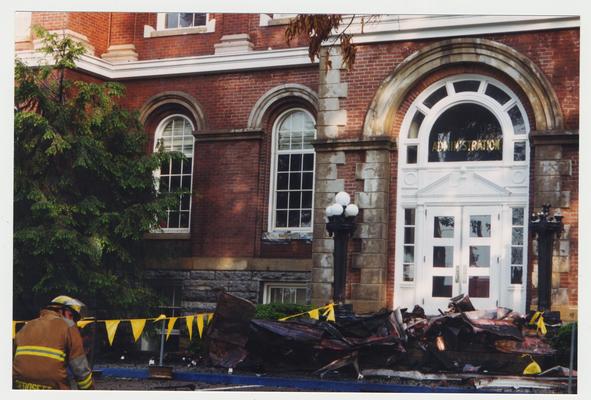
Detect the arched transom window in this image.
<box><xmin>401</xmin><ymin>75</ymin><xmax>529</xmax><ymax>166</ymax></box>
<box><xmin>270</xmin><ymin>109</ymin><xmax>316</xmax><ymax>231</ymax></box>
<box><xmin>153</xmin><ymin>115</ymin><xmax>195</xmax><ymax>232</ymax></box>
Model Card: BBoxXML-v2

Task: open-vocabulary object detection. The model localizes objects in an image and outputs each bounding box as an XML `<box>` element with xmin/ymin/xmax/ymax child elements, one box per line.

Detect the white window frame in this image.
<box><xmin>259</xmin><ymin>13</ymin><xmax>297</xmax><ymax>27</ymax></box>
<box><xmin>152</xmin><ymin>114</ymin><xmax>195</xmax><ymax>233</ymax></box>
<box><xmin>148</xmin><ymin>13</ymin><xmax>215</xmax><ymax>37</ymax></box>
<box><xmin>268</xmin><ymin>108</ymin><xmax>316</xmax><ymax>233</ymax></box>
<box><xmin>263</xmin><ymin>282</ymin><xmax>308</xmax><ymax>305</ymax></box>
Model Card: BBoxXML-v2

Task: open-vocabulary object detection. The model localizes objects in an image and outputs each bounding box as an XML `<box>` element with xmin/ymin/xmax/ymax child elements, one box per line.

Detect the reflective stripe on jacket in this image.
<box><xmin>13</xmin><ymin>309</ymin><xmax>94</xmax><ymax>390</ymax></box>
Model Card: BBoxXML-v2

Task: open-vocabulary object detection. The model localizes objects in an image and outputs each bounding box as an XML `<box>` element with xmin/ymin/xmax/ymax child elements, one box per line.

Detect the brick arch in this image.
<box><xmin>363</xmin><ymin>38</ymin><xmax>564</xmax><ymax>137</ymax></box>
<box><xmin>139</xmin><ymin>91</ymin><xmax>206</xmax><ymax>130</ymax></box>
<box><xmin>247</xmin><ymin>83</ymin><xmax>319</xmax><ymax>130</ymax></box>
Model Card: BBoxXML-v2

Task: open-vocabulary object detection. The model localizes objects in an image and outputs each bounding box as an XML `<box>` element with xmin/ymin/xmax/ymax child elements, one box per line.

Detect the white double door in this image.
<box><xmin>421</xmin><ymin>205</ymin><xmax>502</xmax><ymax>313</ymax></box>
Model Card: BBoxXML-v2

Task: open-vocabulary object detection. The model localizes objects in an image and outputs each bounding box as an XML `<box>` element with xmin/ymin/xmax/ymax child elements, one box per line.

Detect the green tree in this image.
<box><xmin>14</xmin><ymin>28</ymin><xmax>178</xmax><ymax>320</ymax></box>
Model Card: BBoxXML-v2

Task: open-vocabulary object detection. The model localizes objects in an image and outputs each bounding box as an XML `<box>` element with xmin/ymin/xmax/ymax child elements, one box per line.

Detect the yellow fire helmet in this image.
<box><xmin>49</xmin><ymin>295</ymin><xmax>86</xmax><ymax>320</ymax></box>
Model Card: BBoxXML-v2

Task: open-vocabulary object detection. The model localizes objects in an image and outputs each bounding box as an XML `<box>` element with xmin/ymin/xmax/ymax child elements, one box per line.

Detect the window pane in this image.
<box><xmin>470</xmin><ymin>215</ymin><xmax>491</xmax><ymax>237</ymax></box>
<box><xmin>511</xmin><ymin>266</ymin><xmax>523</xmax><ymax>284</ymax></box>
<box><xmin>302</xmin><ymin>172</ymin><xmax>313</xmax><ymax>189</ymax></box>
<box><xmin>277</xmin><ymin>155</ymin><xmax>289</xmax><ymax>171</ymax></box>
<box><xmin>288</xmin><ymin>210</ymin><xmax>300</xmax><ymax>227</ymax></box>
<box><xmin>423</xmin><ymin>86</ymin><xmax>447</xmax><ymax>108</ymax></box>
<box><xmin>194</xmin><ymin>13</ymin><xmax>207</xmax><ymax>26</ymax></box>
<box><xmin>511</xmin><ymin>247</ymin><xmax>523</xmax><ymax>265</ymax></box>
<box><xmin>180</xmin><ymin>194</ymin><xmax>191</xmax><ymax>210</ymax></box>
<box><xmin>295</xmin><ymin>288</ymin><xmax>307</xmax><ymax>305</ymax></box>
<box><xmin>301</xmin><ymin>191</ymin><xmax>312</xmax><ymax>208</ymax></box>
<box><xmin>403</xmin><ymin>264</ymin><xmax>415</xmax><ymax>282</ymax></box>
<box><xmin>408</xmin><ymin>111</ymin><xmax>425</xmax><ymax>139</ymax></box>
<box><xmin>433</xmin><ymin>246</ymin><xmax>453</xmax><ymax>268</ymax></box>
<box><xmin>270</xmin><ymin>288</ymin><xmax>282</xmax><ymax>303</ymax></box>
<box><xmin>168</xmin><ymin>212</ymin><xmax>180</xmax><ymax>228</ymax></box>
<box><xmin>276</xmin><ymin>211</ymin><xmax>287</xmax><ymax>227</ymax></box>
<box><xmin>182</xmin><ymin>159</ymin><xmax>192</xmax><ymax>174</ymax></box>
<box><xmin>290</xmin><ymin>154</ymin><xmax>302</xmax><ymax>171</ymax></box>
<box><xmin>179</xmin><ymin>13</ymin><xmax>194</xmax><ymax>27</ymax></box>
<box><xmin>404</xmin><ymin>209</ymin><xmax>415</xmax><ymax>226</ymax></box>
<box><xmin>428</xmin><ymin>103</ymin><xmax>503</xmax><ymax>162</ymax></box>
<box><xmin>166</xmin><ymin>13</ymin><xmax>179</xmax><ymax>29</ymax></box>
<box><xmin>289</xmin><ymin>173</ymin><xmax>301</xmax><ymax>190</ymax></box>
<box><xmin>469</xmin><ymin>276</ymin><xmax>490</xmax><ymax>298</ymax></box>
<box><xmin>404</xmin><ymin>227</ymin><xmax>415</xmax><ymax>244</ymax></box>
<box><xmin>302</xmin><ymin>131</ymin><xmax>315</xmax><ymax>149</ymax></box>
<box><xmin>469</xmin><ymin>246</ymin><xmax>490</xmax><ymax>268</ymax></box>
<box><xmin>276</xmin><ymin>192</ymin><xmax>288</xmax><ymax>209</ymax></box>
<box><xmin>303</xmin><ymin>154</ymin><xmax>314</xmax><ymax>171</ymax></box>
<box><xmin>180</xmin><ymin>176</ymin><xmax>191</xmax><ymax>191</ymax></box>
<box><xmin>434</xmin><ymin>216</ymin><xmax>454</xmax><ymax>238</ymax></box>
<box><xmin>485</xmin><ymin>84</ymin><xmax>511</xmax><ymax>105</ymax></box>
<box><xmin>512</xmin><ymin>228</ymin><xmax>524</xmax><ymax>246</ymax></box>
<box><xmin>159</xmin><ymin>176</ymin><xmax>170</xmax><ymax>192</ymax></box>
<box><xmin>180</xmin><ymin>212</ymin><xmax>190</xmax><ymax>228</ymax></box>
<box><xmin>170</xmin><ymin>176</ymin><xmax>181</xmax><ymax>191</ymax></box>
<box><xmin>289</xmin><ymin>191</ymin><xmax>301</xmax><ymax>209</ymax></box>
<box><xmin>512</xmin><ymin>208</ymin><xmax>524</xmax><ymax>225</ymax></box>
<box><xmin>508</xmin><ymin>105</ymin><xmax>526</xmax><ymax>134</ymax></box>
<box><xmin>160</xmin><ymin>159</ymin><xmax>171</xmax><ymax>175</ymax></box>
<box><xmin>407</xmin><ymin>145</ymin><xmax>418</xmax><ymax>164</ymax></box>
<box><xmin>453</xmin><ymin>80</ymin><xmax>480</xmax><ymax>92</ymax></box>
<box><xmin>301</xmin><ymin>210</ymin><xmax>312</xmax><ymax>227</ymax></box>
<box><xmin>404</xmin><ymin>246</ymin><xmax>414</xmax><ymax>263</ymax></box>
<box><xmin>514</xmin><ymin>141</ymin><xmax>526</xmax><ymax>161</ymax></box>
<box><xmin>432</xmin><ymin>276</ymin><xmax>453</xmax><ymax>297</ymax></box>
<box><xmin>277</xmin><ymin>173</ymin><xmax>288</xmax><ymax>190</ymax></box>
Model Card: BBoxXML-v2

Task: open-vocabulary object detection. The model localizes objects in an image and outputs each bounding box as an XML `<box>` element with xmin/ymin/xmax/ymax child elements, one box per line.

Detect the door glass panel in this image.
<box><xmin>511</xmin><ymin>266</ymin><xmax>523</xmax><ymax>284</ymax></box>
<box><xmin>434</xmin><ymin>216</ymin><xmax>454</xmax><ymax>238</ymax></box>
<box><xmin>511</xmin><ymin>247</ymin><xmax>523</xmax><ymax>265</ymax></box>
<box><xmin>433</xmin><ymin>246</ymin><xmax>453</xmax><ymax>268</ymax></box>
<box><xmin>432</xmin><ymin>277</ymin><xmax>453</xmax><ymax>297</ymax></box>
<box><xmin>468</xmin><ymin>276</ymin><xmax>490</xmax><ymax>298</ymax></box>
<box><xmin>470</xmin><ymin>215</ymin><xmax>491</xmax><ymax>237</ymax></box>
<box><xmin>404</xmin><ymin>246</ymin><xmax>415</xmax><ymax>263</ymax></box>
<box><xmin>512</xmin><ymin>227</ymin><xmax>523</xmax><ymax>245</ymax></box>
<box><xmin>469</xmin><ymin>246</ymin><xmax>490</xmax><ymax>268</ymax></box>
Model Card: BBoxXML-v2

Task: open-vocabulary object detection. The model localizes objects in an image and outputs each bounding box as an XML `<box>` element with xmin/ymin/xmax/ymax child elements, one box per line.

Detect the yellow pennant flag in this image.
<box><xmin>130</xmin><ymin>319</ymin><xmax>147</xmax><ymax>342</ymax></box>
<box><xmin>523</xmin><ymin>359</ymin><xmax>542</xmax><ymax>375</ymax></box>
<box><xmin>154</xmin><ymin>314</ymin><xmax>167</xmax><ymax>323</ymax></box>
<box><xmin>323</xmin><ymin>304</ymin><xmax>336</xmax><ymax>322</ymax></box>
<box><xmin>537</xmin><ymin>315</ymin><xmax>548</xmax><ymax>336</ymax></box>
<box><xmin>205</xmin><ymin>313</ymin><xmax>214</xmax><ymax>325</ymax></box>
<box><xmin>166</xmin><ymin>317</ymin><xmax>178</xmax><ymax>341</ymax></box>
<box><xmin>104</xmin><ymin>320</ymin><xmax>121</xmax><ymax>346</ymax></box>
<box><xmin>77</xmin><ymin>319</ymin><xmax>95</xmax><ymax>329</ymax></box>
<box><xmin>529</xmin><ymin>311</ymin><xmax>542</xmax><ymax>325</ymax></box>
<box><xmin>186</xmin><ymin>316</ymin><xmax>194</xmax><ymax>341</ymax></box>
<box><xmin>197</xmin><ymin>314</ymin><xmax>205</xmax><ymax>338</ymax></box>
<box><xmin>308</xmin><ymin>309</ymin><xmax>320</xmax><ymax>320</ymax></box>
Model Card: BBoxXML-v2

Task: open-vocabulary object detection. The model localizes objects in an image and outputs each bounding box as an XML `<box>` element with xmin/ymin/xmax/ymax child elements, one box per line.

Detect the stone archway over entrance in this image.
<box><xmin>362</xmin><ymin>38</ymin><xmax>564</xmax><ymax>137</ymax></box>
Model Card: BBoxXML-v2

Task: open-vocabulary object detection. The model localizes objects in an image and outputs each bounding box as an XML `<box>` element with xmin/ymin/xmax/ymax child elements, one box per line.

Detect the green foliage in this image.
<box><xmin>254</xmin><ymin>303</ymin><xmax>314</xmax><ymax>320</ymax></box>
<box><xmin>549</xmin><ymin>322</ymin><xmax>577</xmax><ymax>368</ymax></box>
<box><xmin>14</xmin><ymin>28</ymin><xmax>179</xmax><ymax>319</ymax></box>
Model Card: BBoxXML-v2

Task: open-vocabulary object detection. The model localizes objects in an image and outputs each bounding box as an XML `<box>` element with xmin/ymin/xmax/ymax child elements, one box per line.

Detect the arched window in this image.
<box><xmin>401</xmin><ymin>75</ymin><xmax>529</xmax><ymax>166</ymax></box>
<box><xmin>269</xmin><ymin>109</ymin><xmax>316</xmax><ymax>231</ymax></box>
<box><xmin>153</xmin><ymin>115</ymin><xmax>195</xmax><ymax>231</ymax></box>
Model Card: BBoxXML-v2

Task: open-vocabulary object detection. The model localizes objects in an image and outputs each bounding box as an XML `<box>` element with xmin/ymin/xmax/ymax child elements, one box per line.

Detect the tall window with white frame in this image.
<box><xmin>164</xmin><ymin>13</ymin><xmax>207</xmax><ymax>29</ymax></box>
<box><xmin>271</xmin><ymin>109</ymin><xmax>316</xmax><ymax>231</ymax></box>
<box><xmin>154</xmin><ymin>115</ymin><xmax>195</xmax><ymax>231</ymax></box>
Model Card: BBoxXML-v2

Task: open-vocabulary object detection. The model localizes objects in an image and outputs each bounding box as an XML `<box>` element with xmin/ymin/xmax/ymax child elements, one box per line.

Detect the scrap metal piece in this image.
<box><xmin>494</xmin><ymin>336</ymin><xmax>556</xmax><ymax>356</ymax></box>
<box><xmin>206</xmin><ymin>292</ymin><xmax>256</xmax><ymax>368</ymax></box>
<box><xmin>314</xmin><ymin>351</ymin><xmax>360</xmax><ymax>378</ymax></box>
<box><xmin>448</xmin><ymin>294</ymin><xmax>476</xmax><ymax>313</ymax></box>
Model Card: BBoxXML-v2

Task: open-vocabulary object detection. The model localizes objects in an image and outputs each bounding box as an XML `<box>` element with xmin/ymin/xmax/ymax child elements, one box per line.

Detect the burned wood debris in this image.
<box><xmin>205</xmin><ymin>293</ymin><xmax>569</xmax><ymax>382</ymax></box>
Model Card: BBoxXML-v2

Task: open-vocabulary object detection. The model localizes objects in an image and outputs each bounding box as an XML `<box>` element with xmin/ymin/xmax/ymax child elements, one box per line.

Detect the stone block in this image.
<box><xmin>351</xmin><ymin>283</ymin><xmax>384</xmax><ymax>301</ymax></box>
<box><xmin>312</xmin><ymin>238</ymin><xmax>334</xmax><ymax>252</ymax></box>
<box><xmin>214</xmin><ymin>271</ymin><xmax>252</xmax><ymax>281</ymax></box>
<box><xmin>189</xmin><ymin>271</ymin><xmax>216</xmax><ymax>280</ymax></box>
<box><xmin>313</xmin><ymin>223</ymin><xmax>331</xmax><ymax>239</ymax></box>
<box><xmin>318</xmin><ymin>110</ymin><xmax>347</xmax><ymax>127</ymax></box>
<box><xmin>319</xmin><ymin>82</ymin><xmax>348</xmax><ymax>99</ymax></box>
<box><xmin>559</xmin><ymin>191</ymin><xmax>571</xmax><ymax>208</ymax></box>
<box><xmin>551</xmin><ymin>272</ymin><xmax>561</xmax><ymax>289</ymax></box>
<box><xmin>535</xmin><ymin>145</ymin><xmax>562</xmax><ymax>160</ymax></box>
<box><xmin>558</xmin><ymin>239</ymin><xmax>570</xmax><ymax>257</ymax></box>
<box><xmin>536</xmin><ymin>160</ymin><xmax>571</xmax><ymax>176</ymax></box>
<box><xmin>355</xmin><ymin>192</ymin><xmax>387</xmax><ymax>209</ymax></box>
<box><xmin>551</xmin><ymin>305</ymin><xmax>578</xmax><ymax>322</ymax></box>
<box><xmin>552</xmin><ymin>255</ymin><xmax>570</xmax><ymax>273</ymax></box>
<box><xmin>351</xmin><ymin>300</ymin><xmax>384</xmax><ymax>314</ymax></box>
<box><xmin>363</xmin><ymin>178</ymin><xmax>388</xmax><ymax>193</ymax></box>
<box><xmin>227</xmin><ymin>280</ymin><xmax>258</xmax><ymax>292</ymax></box>
<box><xmin>311</xmin><ymin>267</ymin><xmax>334</xmax><ymax>283</ymax></box>
<box><xmin>312</xmin><ymin>252</ymin><xmax>333</xmax><ymax>268</ymax></box>
<box><xmin>361</xmin><ymin>239</ymin><xmax>387</xmax><ymax>254</ymax></box>
<box><xmin>316</xmin><ymin>163</ymin><xmax>338</xmax><ymax>180</ymax></box>
<box><xmin>319</xmin><ymin>97</ymin><xmax>340</xmax><ymax>111</ymax></box>
<box><xmin>316</xmin><ymin>179</ymin><xmax>345</xmax><ymax>193</ymax></box>
<box><xmin>362</xmin><ymin>209</ymin><xmax>388</xmax><ymax>223</ymax></box>
<box><xmin>317</xmin><ymin>124</ymin><xmax>339</xmax><ymax>139</ymax></box>
<box><xmin>314</xmin><ymin>192</ymin><xmax>337</xmax><ymax>208</ymax></box>
<box><xmin>316</xmin><ymin>151</ymin><xmax>346</xmax><ymax>165</ymax></box>
<box><xmin>323</xmin><ymin>68</ymin><xmax>341</xmax><ymax>85</ymax></box>
<box><xmin>355</xmin><ymin>162</ymin><xmax>389</xmax><ymax>180</ymax></box>
<box><xmin>360</xmin><ymin>268</ymin><xmax>386</xmax><ymax>284</ymax></box>
<box><xmin>560</xmin><ymin>224</ymin><xmax>571</xmax><ymax>240</ymax></box>
<box><xmin>355</xmin><ymin>223</ymin><xmax>387</xmax><ymax>239</ymax></box>
<box><xmin>534</xmin><ymin>175</ymin><xmax>561</xmax><ymax>192</ymax></box>
<box><xmin>551</xmin><ymin>288</ymin><xmax>570</xmax><ymax>306</ymax></box>
<box><xmin>365</xmin><ymin>150</ymin><xmax>390</xmax><ymax>163</ymax></box>
<box><xmin>311</xmin><ymin>282</ymin><xmax>333</xmax><ymax>300</ymax></box>
<box><xmin>534</xmin><ymin>191</ymin><xmax>561</xmax><ymax>208</ymax></box>
<box><xmin>352</xmin><ymin>254</ymin><xmax>386</xmax><ymax>269</ymax></box>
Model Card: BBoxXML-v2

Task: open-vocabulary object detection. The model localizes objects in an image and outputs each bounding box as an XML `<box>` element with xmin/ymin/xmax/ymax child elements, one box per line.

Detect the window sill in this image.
<box><xmin>144</xmin><ymin>232</ymin><xmax>191</xmax><ymax>240</ymax></box>
<box><xmin>144</xmin><ymin>25</ymin><xmax>212</xmax><ymax>38</ymax></box>
<box><xmin>262</xmin><ymin>231</ymin><xmax>313</xmax><ymax>243</ymax></box>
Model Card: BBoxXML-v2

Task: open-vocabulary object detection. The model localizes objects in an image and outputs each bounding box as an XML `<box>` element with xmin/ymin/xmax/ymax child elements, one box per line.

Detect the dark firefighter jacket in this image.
<box><xmin>13</xmin><ymin>309</ymin><xmax>94</xmax><ymax>390</ymax></box>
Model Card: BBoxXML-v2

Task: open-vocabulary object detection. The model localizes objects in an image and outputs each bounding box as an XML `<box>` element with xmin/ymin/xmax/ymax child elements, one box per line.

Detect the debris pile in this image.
<box><xmin>205</xmin><ymin>293</ymin><xmax>568</xmax><ymax>381</ymax></box>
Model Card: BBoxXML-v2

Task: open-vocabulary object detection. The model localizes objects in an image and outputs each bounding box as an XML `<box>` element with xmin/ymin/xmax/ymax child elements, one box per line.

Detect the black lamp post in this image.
<box><xmin>325</xmin><ymin>191</ymin><xmax>359</xmax><ymax>304</ymax></box>
<box><xmin>529</xmin><ymin>204</ymin><xmax>563</xmax><ymax>311</ymax></box>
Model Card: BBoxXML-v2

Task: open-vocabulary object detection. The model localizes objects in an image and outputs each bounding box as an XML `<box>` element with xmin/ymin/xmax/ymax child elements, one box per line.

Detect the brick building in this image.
<box><xmin>15</xmin><ymin>12</ymin><xmax>579</xmax><ymax>320</ymax></box>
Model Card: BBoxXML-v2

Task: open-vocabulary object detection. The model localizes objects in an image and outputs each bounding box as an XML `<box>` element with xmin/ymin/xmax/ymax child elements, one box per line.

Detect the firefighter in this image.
<box><xmin>13</xmin><ymin>295</ymin><xmax>95</xmax><ymax>390</ymax></box>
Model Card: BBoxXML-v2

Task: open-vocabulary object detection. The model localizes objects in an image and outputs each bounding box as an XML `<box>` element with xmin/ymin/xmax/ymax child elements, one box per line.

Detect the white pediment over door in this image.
<box><xmin>416</xmin><ymin>170</ymin><xmax>511</xmax><ymax>200</ymax></box>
